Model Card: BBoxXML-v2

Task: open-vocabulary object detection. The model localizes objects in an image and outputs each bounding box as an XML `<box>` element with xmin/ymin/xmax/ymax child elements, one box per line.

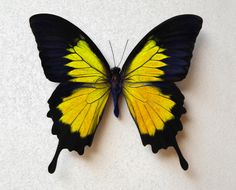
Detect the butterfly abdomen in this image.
<box><xmin>110</xmin><ymin>67</ymin><xmax>122</xmax><ymax>117</ymax></box>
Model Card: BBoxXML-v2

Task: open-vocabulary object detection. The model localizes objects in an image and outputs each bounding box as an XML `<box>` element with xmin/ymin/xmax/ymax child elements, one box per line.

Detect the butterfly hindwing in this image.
<box><xmin>30</xmin><ymin>14</ymin><xmax>111</xmax><ymax>173</ymax></box>
<box><xmin>123</xmin><ymin>82</ymin><xmax>188</xmax><ymax>169</ymax></box>
<box><xmin>47</xmin><ymin>82</ymin><xmax>110</xmax><ymax>173</ymax></box>
<box><xmin>122</xmin><ymin>15</ymin><xmax>202</xmax><ymax>170</ymax></box>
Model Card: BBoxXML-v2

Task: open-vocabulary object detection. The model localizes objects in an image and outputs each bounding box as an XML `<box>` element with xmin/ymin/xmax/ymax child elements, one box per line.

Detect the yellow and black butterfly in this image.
<box><xmin>30</xmin><ymin>14</ymin><xmax>202</xmax><ymax>173</ymax></box>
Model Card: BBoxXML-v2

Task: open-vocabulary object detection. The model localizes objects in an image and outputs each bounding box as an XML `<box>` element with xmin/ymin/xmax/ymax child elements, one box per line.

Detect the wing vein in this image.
<box><xmin>72</xmin><ymin>46</ymin><xmax>107</xmax><ymax>77</ymax></box>
<box><xmin>125</xmin><ymin>48</ymin><xmax>160</xmax><ymax>77</ymax></box>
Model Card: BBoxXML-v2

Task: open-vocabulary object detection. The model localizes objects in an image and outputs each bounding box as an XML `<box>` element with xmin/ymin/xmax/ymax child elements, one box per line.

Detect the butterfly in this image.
<box><xmin>29</xmin><ymin>14</ymin><xmax>202</xmax><ymax>173</ymax></box>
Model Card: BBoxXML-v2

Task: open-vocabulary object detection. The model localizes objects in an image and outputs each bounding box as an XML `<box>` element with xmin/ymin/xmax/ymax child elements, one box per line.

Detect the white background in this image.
<box><xmin>0</xmin><ymin>0</ymin><xmax>236</xmax><ymax>189</ymax></box>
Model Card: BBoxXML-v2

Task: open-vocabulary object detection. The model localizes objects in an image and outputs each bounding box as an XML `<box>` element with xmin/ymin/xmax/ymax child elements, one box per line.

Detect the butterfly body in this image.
<box><xmin>110</xmin><ymin>67</ymin><xmax>122</xmax><ymax>117</ymax></box>
<box><xmin>30</xmin><ymin>14</ymin><xmax>202</xmax><ymax>173</ymax></box>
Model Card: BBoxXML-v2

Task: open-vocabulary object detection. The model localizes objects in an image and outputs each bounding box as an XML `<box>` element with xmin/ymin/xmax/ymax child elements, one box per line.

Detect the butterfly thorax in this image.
<box><xmin>110</xmin><ymin>67</ymin><xmax>122</xmax><ymax>118</ymax></box>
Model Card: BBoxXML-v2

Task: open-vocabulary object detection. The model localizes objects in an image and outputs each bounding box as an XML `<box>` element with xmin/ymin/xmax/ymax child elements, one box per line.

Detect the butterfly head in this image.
<box><xmin>111</xmin><ymin>66</ymin><xmax>121</xmax><ymax>74</ymax></box>
<box><xmin>110</xmin><ymin>67</ymin><xmax>122</xmax><ymax>118</ymax></box>
<box><xmin>110</xmin><ymin>67</ymin><xmax>122</xmax><ymax>84</ymax></box>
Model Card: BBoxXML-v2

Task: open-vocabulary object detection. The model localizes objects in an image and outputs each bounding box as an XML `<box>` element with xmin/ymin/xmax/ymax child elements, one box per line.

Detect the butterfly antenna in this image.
<box><xmin>109</xmin><ymin>40</ymin><xmax>116</xmax><ymax>67</ymax></box>
<box><xmin>117</xmin><ymin>39</ymin><xmax>129</xmax><ymax>68</ymax></box>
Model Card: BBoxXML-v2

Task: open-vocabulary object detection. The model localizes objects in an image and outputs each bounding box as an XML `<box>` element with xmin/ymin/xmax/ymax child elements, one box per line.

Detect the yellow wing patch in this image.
<box><xmin>64</xmin><ymin>40</ymin><xmax>107</xmax><ymax>83</ymax></box>
<box><xmin>57</xmin><ymin>83</ymin><xmax>110</xmax><ymax>137</ymax></box>
<box><xmin>125</xmin><ymin>40</ymin><xmax>168</xmax><ymax>82</ymax></box>
<box><xmin>123</xmin><ymin>82</ymin><xmax>175</xmax><ymax>136</ymax></box>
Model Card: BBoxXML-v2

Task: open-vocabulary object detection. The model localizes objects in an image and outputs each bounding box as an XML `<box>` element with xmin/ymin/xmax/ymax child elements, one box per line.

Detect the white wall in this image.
<box><xmin>0</xmin><ymin>0</ymin><xmax>236</xmax><ymax>189</ymax></box>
